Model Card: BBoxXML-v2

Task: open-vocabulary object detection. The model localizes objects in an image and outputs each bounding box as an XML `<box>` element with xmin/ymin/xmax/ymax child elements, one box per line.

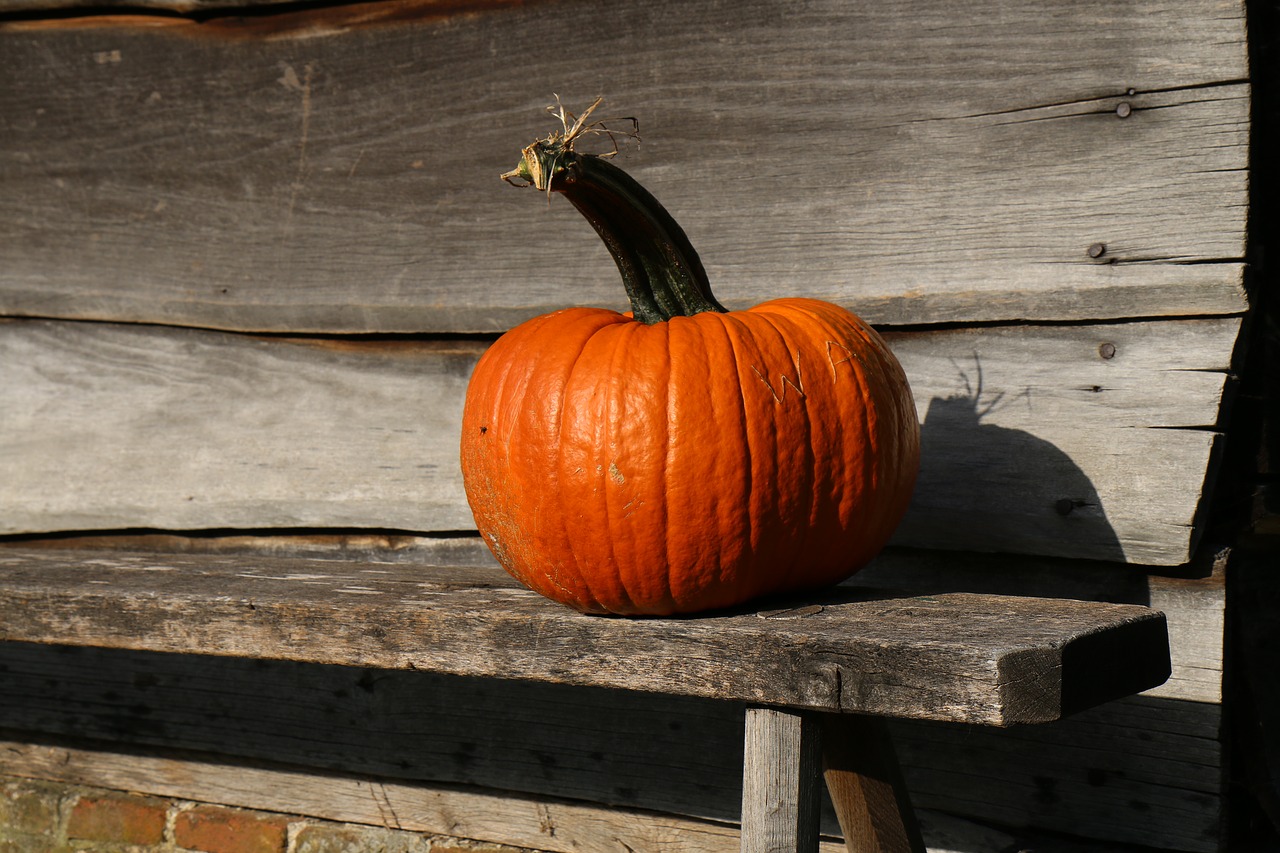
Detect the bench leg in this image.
<box><xmin>741</xmin><ymin>706</ymin><xmax>822</xmax><ymax>853</ymax></box>
<box><xmin>820</xmin><ymin>714</ymin><xmax>926</xmax><ymax>853</ymax></box>
<box><xmin>740</xmin><ymin>708</ymin><xmax>926</xmax><ymax>853</ymax></box>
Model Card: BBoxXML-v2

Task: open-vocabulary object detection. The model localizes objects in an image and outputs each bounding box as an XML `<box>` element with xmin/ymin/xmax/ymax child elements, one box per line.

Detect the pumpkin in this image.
<box><xmin>460</xmin><ymin>99</ymin><xmax>919</xmax><ymax>616</ymax></box>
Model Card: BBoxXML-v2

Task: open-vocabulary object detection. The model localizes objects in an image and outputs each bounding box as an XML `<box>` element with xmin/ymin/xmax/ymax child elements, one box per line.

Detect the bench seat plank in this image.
<box><xmin>0</xmin><ymin>549</ymin><xmax>1169</xmax><ymax>726</ymax></box>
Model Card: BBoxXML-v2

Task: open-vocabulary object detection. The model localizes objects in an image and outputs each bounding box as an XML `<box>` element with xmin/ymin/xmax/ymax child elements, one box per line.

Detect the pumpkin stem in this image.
<box><xmin>503</xmin><ymin>104</ymin><xmax>727</xmax><ymax>324</ymax></box>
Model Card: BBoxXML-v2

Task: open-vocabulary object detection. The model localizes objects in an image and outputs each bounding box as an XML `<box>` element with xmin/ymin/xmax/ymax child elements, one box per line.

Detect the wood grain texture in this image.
<box><xmin>0</xmin><ymin>537</ymin><xmax>1222</xmax><ymax>849</ymax></box>
<box><xmin>0</xmin><ymin>0</ymin><xmax>1248</xmax><ymax>332</ymax></box>
<box><xmin>741</xmin><ymin>709</ymin><xmax>821</xmax><ymax>853</ymax></box>
<box><xmin>0</xmin><ymin>740</ymin><xmax>1167</xmax><ymax>852</ymax></box>
<box><xmin>0</xmin><ymin>548</ymin><xmax>1171</xmax><ymax>725</ymax></box>
<box><xmin>0</xmin><ymin>320</ymin><xmax>484</xmax><ymax>533</ymax></box>
<box><xmin>0</xmin><ymin>530</ymin><xmax>1228</xmax><ymax>706</ymax></box>
<box><xmin>0</xmin><ymin>738</ymin><xmax>825</xmax><ymax>853</ymax></box>
<box><xmin>2</xmin><ymin>738</ymin><xmax>1061</xmax><ymax>853</ymax></box>
<box><xmin>856</xmin><ymin>548</ymin><xmax>1226</xmax><ymax>706</ymax></box>
<box><xmin>884</xmin><ymin>319</ymin><xmax>1239</xmax><ymax>564</ymax></box>
<box><xmin>893</xmin><ymin>699</ymin><xmax>1224</xmax><ymax>851</ymax></box>
<box><xmin>0</xmin><ymin>639</ymin><xmax>1218</xmax><ymax>851</ymax></box>
<box><xmin>820</xmin><ymin>715</ymin><xmax>925</xmax><ymax>853</ymax></box>
<box><xmin>0</xmin><ymin>316</ymin><xmax>1238</xmax><ymax>564</ymax></box>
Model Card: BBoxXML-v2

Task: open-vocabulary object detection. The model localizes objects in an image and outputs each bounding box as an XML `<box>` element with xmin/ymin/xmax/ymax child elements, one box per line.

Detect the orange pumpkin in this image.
<box><xmin>461</xmin><ymin>102</ymin><xmax>919</xmax><ymax>615</ymax></box>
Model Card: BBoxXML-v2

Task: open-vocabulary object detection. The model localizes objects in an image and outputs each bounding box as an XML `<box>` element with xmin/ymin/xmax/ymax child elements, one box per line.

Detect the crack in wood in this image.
<box><xmin>982</xmin><ymin>78</ymin><xmax>1249</xmax><ymax>117</ymax></box>
<box><xmin>368</xmin><ymin>780</ymin><xmax>403</xmax><ymax>831</ymax></box>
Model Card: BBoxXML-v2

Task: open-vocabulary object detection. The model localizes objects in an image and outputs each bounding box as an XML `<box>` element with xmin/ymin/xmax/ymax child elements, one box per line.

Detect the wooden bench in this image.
<box><xmin>0</xmin><ymin>0</ymin><xmax>1264</xmax><ymax>850</ymax></box>
<box><xmin>0</xmin><ymin>549</ymin><xmax>1171</xmax><ymax>852</ymax></box>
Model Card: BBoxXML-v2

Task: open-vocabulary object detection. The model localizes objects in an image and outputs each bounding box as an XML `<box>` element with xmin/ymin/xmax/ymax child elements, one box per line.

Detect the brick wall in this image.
<box><xmin>0</xmin><ymin>774</ymin><xmax>543</xmax><ymax>853</ymax></box>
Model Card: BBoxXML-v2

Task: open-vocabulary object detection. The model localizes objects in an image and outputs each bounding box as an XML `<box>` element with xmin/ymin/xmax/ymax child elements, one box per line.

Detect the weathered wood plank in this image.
<box><xmin>848</xmin><ymin>552</ymin><xmax>1225</xmax><ymax>850</ymax></box>
<box><xmin>0</xmin><ymin>530</ymin><xmax>1227</xmax><ymax>706</ymax></box>
<box><xmin>740</xmin><ymin>708</ymin><xmax>821</xmax><ymax>853</ymax></box>
<box><xmin>893</xmin><ymin>699</ymin><xmax>1223</xmax><ymax>850</ymax></box>
<box><xmin>0</xmin><ymin>738</ymin><xmax>819</xmax><ymax>853</ymax></box>
<box><xmin>0</xmin><ymin>321</ymin><xmax>485</xmax><ymax>533</ymax></box>
<box><xmin>0</xmin><ymin>643</ymin><xmax>757</xmax><ymax>827</ymax></box>
<box><xmin>0</xmin><ymin>747</ymin><xmax>1161</xmax><ymax>853</ymax></box>
<box><xmin>0</xmin><ymin>317</ymin><xmax>1238</xmax><ymax>563</ymax></box>
<box><xmin>0</xmin><ymin>548</ymin><xmax>1170</xmax><ymax>725</ymax></box>
<box><xmin>884</xmin><ymin>319</ymin><xmax>1238</xmax><ymax>564</ymax></box>
<box><xmin>0</xmin><ymin>0</ymin><xmax>1248</xmax><ymax>332</ymax></box>
<box><xmin>0</xmin><ymin>538</ymin><xmax>1220</xmax><ymax>849</ymax></box>
<box><xmin>12</xmin><ymin>738</ymin><xmax>1110</xmax><ymax>853</ymax></box>
<box><xmin>820</xmin><ymin>715</ymin><xmax>925</xmax><ymax>853</ymax></box>
<box><xmin>848</xmin><ymin>552</ymin><xmax>1226</xmax><ymax>849</ymax></box>
<box><xmin>855</xmin><ymin>548</ymin><xmax>1226</xmax><ymax>706</ymax></box>
<box><xmin>0</xmin><ymin>639</ymin><xmax>1218</xmax><ymax>851</ymax></box>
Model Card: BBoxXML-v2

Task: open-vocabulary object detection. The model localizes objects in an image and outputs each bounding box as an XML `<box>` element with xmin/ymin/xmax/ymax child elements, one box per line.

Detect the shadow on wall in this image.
<box><xmin>893</xmin><ymin>356</ymin><xmax>1126</xmax><ymax>565</ymax></box>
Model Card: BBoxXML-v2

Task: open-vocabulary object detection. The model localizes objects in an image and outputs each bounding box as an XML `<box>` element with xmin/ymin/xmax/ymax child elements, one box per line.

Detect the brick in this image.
<box><xmin>295</xmin><ymin>824</ymin><xmax>432</xmax><ymax>853</ymax></box>
<box><xmin>66</xmin><ymin>792</ymin><xmax>167</xmax><ymax>845</ymax></box>
<box><xmin>0</xmin><ymin>778</ymin><xmax>62</xmax><ymax>835</ymax></box>
<box><xmin>293</xmin><ymin>825</ymin><xmax>373</xmax><ymax>853</ymax></box>
<box><xmin>173</xmin><ymin>805</ymin><xmax>288</xmax><ymax>853</ymax></box>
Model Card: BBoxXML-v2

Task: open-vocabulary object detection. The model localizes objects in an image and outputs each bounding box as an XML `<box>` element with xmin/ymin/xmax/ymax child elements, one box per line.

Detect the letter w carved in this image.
<box><xmin>751</xmin><ymin>352</ymin><xmax>806</xmax><ymax>404</ymax></box>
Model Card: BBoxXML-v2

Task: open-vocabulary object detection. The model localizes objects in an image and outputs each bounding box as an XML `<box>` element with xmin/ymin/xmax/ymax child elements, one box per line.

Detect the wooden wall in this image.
<box><xmin>0</xmin><ymin>0</ymin><xmax>1250</xmax><ymax>333</ymax></box>
<box><xmin>0</xmin><ymin>0</ymin><xmax>1258</xmax><ymax>850</ymax></box>
<box><xmin>0</xmin><ymin>315</ymin><xmax>1240</xmax><ymax>563</ymax></box>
